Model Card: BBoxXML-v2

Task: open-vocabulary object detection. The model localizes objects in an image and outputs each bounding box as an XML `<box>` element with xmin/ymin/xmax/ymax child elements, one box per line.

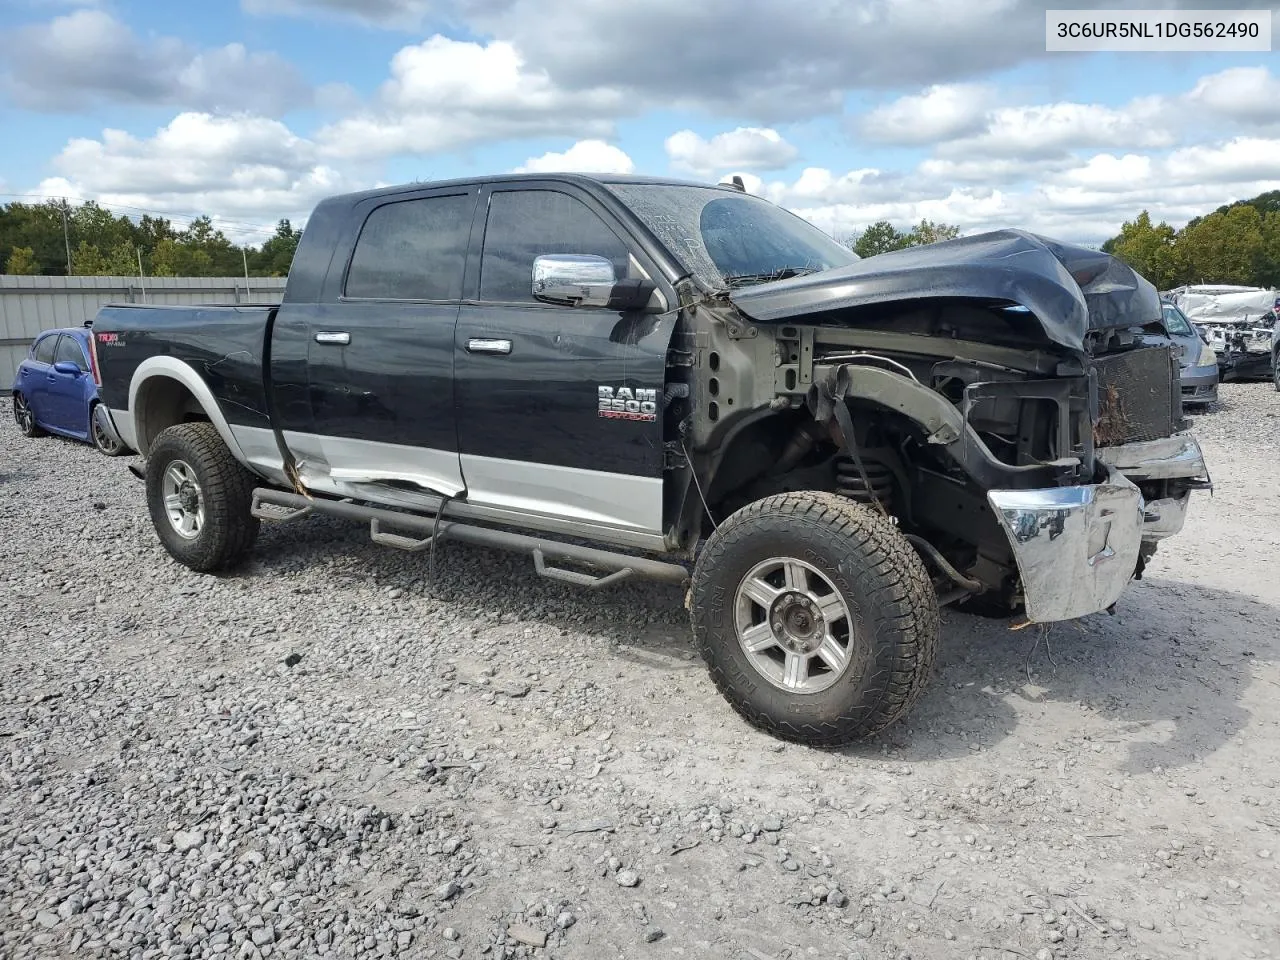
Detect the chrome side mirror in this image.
<box><xmin>532</xmin><ymin>254</ymin><xmax>617</xmax><ymax>307</ymax></box>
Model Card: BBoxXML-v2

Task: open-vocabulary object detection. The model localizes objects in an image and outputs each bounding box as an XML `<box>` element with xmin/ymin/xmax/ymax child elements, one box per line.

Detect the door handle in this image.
<box><xmin>467</xmin><ymin>338</ymin><xmax>512</xmax><ymax>355</ymax></box>
<box><xmin>315</xmin><ymin>331</ymin><xmax>351</xmax><ymax>345</ymax></box>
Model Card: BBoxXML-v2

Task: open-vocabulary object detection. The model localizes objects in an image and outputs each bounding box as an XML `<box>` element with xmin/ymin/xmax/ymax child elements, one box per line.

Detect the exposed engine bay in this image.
<box><xmin>668</xmin><ymin>231</ymin><xmax>1205</xmax><ymax>618</ymax></box>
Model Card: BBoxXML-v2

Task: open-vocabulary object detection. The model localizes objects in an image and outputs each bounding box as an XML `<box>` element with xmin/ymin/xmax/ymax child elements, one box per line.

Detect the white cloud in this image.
<box><xmin>860</xmin><ymin>84</ymin><xmax>993</xmax><ymax>145</ymax></box>
<box><xmin>664</xmin><ymin>127</ymin><xmax>798</xmax><ymax>176</ymax></box>
<box><xmin>514</xmin><ymin>140</ymin><xmax>634</xmax><ymax>174</ymax></box>
<box><xmin>1186</xmin><ymin>67</ymin><xmax>1280</xmax><ymax>126</ymax></box>
<box><xmin>0</xmin><ymin>10</ymin><xmax>311</xmax><ymax>116</ymax></box>
<box><xmin>39</xmin><ymin>113</ymin><xmax>353</xmax><ymax>242</ymax></box>
<box><xmin>317</xmin><ymin>35</ymin><xmax>624</xmax><ymax>159</ymax></box>
<box><xmin>938</xmin><ymin>98</ymin><xmax>1176</xmax><ymax>160</ymax></box>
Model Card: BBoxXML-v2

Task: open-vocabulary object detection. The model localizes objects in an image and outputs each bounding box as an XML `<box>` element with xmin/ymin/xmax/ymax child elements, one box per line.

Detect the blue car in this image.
<box><xmin>11</xmin><ymin>325</ymin><xmax>128</xmax><ymax>456</ymax></box>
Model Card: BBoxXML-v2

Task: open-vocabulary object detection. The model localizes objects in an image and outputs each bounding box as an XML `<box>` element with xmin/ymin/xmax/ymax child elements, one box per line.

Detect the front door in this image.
<box><xmin>453</xmin><ymin>184</ymin><xmax>675</xmax><ymax>538</ymax></box>
<box><xmin>294</xmin><ymin>188</ymin><xmax>479</xmax><ymax>498</ymax></box>
<box><xmin>47</xmin><ymin>334</ymin><xmax>91</xmax><ymax>433</ymax></box>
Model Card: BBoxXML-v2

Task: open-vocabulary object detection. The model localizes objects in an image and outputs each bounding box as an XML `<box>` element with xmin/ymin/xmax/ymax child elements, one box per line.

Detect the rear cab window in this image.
<box><xmin>478</xmin><ymin>190</ymin><xmax>632</xmax><ymax>304</ymax></box>
<box><xmin>344</xmin><ymin>194</ymin><xmax>474</xmax><ymax>301</ymax></box>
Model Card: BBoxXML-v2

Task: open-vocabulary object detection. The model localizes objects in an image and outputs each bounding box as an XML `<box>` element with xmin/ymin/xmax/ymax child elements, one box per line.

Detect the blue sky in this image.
<box><xmin>1</xmin><ymin>0</ymin><xmax>1278</xmax><ymax>245</ymax></box>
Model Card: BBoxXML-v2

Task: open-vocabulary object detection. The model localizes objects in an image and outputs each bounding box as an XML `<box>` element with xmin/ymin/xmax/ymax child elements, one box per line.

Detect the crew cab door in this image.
<box><xmin>281</xmin><ymin>187</ymin><xmax>479</xmax><ymax>498</ymax></box>
<box><xmin>453</xmin><ymin>183</ymin><xmax>675</xmax><ymax>538</ymax></box>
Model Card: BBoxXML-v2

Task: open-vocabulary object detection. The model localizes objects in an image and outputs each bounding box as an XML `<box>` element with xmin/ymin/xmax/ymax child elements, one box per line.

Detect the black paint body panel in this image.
<box><xmin>454</xmin><ymin>303</ymin><xmax>674</xmax><ymax>475</ymax></box>
<box><xmin>730</xmin><ymin>228</ymin><xmax>1163</xmax><ymax>354</ymax></box>
<box><xmin>93</xmin><ymin>304</ymin><xmax>277</xmax><ymax>429</ymax></box>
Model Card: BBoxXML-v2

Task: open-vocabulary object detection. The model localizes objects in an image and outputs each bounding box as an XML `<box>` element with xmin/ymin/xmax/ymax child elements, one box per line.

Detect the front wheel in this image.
<box><xmin>145</xmin><ymin>422</ymin><xmax>260</xmax><ymax>572</ymax></box>
<box><xmin>13</xmin><ymin>393</ymin><xmax>43</xmax><ymax>438</ymax></box>
<box><xmin>1273</xmin><ymin>354</ymin><xmax>1279</xmax><ymax>392</ymax></box>
<box><xmin>689</xmin><ymin>491</ymin><xmax>940</xmax><ymax>746</ymax></box>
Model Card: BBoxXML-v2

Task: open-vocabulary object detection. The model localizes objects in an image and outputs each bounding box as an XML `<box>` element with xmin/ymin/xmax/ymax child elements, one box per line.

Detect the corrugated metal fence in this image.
<box><xmin>1</xmin><ymin>275</ymin><xmax>287</xmax><ymax>390</ymax></box>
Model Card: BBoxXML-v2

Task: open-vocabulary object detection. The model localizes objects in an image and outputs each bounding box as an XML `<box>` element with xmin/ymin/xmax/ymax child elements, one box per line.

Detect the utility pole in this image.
<box><xmin>242</xmin><ymin>247</ymin><xmax>251</xmax><ymax>300</ymax></box>
<box><xmin>60</xmin><ymin>199</ymin><xmax>72</xmax><ymax>275</ymax></box>
<box><xmin>137</xmin><ymin>247</ymin><xmax>147</xmax><ymax>303</ymax></box>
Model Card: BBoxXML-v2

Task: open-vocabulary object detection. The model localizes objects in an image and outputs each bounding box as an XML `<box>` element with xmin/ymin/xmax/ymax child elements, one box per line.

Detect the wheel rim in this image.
<box><xmin>161</xmin><ymin>460</ymin><xmax>205</xmax><ymax>540</ymax></box>
<box><xmin>14</xmin><ymin>395</ymin><xmax>33</xmax><ymax>433</ymax></box>
<box><xmin>733</xmin><ymin>557</ymin><xmax>854</xmax><ymax>694</ymax></box>
<box><xmin>92</xmin><ymin>412</ymin><xmax>118</xmax><ymax>453</ymax></box>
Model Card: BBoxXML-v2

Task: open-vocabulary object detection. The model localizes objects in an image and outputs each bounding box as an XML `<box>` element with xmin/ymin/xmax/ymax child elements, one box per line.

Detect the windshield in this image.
<box><xmin>606</xmin><ymin>183</ymin><xmax>858</xmax><ymax>289</ymax></box>
<box><xmin>1161</xmin><ymin>303</ymin><xmax>1195</xmax><ymax>336</ymax></box>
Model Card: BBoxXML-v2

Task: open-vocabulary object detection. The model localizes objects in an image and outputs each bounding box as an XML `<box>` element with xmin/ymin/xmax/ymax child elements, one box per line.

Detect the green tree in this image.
<box><xmin>5</xmin><ymin>246</ymin><xmax>40</xmax><ymax>275</ymax></box>
<box><xmin>1106</xmin><ymin>211</ymin><xmax>1183</xmax><ymax>290</ymax></box>
<box><xmin>70</xmin><ymin>241</ymin><xmax>108</xmax><ymax>276</ymax></box>
<box><xmin>1178</xmin><ymin>205</ymin><xmax>1266</xmax><ymax>286</ymax></box>
<box><xmin>253</xmin><ymin>219</ymin><xmax>301</xmax><ymax>276</ymax></box>
<box><xmin>851</xmin><ymin>220</ymin><xmax>908</xmax><ymax>257</ymax></box>
<box><xmin>102</xmin><ymin>240</ymin><xmax>141</xmax><ymax>277</ymax></box>
<box><xmin>151</xmin><ymin>236</ymin><xmax>213</xmax><ymax>277</ymax></box>
<box><xmin>904</xmin><ymin>219</ymin><xmax>961</xmax><ymax>246</ymax></box>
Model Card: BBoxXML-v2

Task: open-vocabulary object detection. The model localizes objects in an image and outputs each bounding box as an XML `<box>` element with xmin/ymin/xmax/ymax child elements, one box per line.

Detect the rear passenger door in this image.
<box><xmin>301</xmin><ymin>187</ymin><xmax>479</xmax><ymax>497</ymax></box>
<box><xmin>18</xmin><ymin>333</ymin><xmax>59</xmax><ymax>427</ymax></box>
<box><xmin>453</xmin><ymin>184</ymin><xmax>673</xmax><ymax>539</ymax></box>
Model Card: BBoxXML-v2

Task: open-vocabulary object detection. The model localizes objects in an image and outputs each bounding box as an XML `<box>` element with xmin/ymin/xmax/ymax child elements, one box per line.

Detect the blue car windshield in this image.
<box><xmin>606</xmin><ymin>183</ymin><xmax>858</xmax><ymax>290</ymax></box>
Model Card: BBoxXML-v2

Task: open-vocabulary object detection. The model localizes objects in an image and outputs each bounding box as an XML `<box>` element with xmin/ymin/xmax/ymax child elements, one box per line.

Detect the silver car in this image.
<box><xmin>1162</xmin><ymin>301</ymin><xmax>1219</xmax><ymax>407</ymax></box>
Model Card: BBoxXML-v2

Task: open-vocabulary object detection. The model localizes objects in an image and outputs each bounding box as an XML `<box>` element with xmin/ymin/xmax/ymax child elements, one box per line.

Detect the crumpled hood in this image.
<box><xmin>729</xmin><ymin>228</ymin><xmax>1161</xmax><ymax>354</ymax></box>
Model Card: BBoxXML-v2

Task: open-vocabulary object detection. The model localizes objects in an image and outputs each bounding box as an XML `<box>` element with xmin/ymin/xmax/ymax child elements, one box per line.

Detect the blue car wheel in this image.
<box><xmin>13</xmin><ymin>393</ymin><xmax>44</xmax><ymax>438</ymax></box>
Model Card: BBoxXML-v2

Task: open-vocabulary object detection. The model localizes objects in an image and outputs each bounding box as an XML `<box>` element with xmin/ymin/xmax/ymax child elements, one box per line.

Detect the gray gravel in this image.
<box><xmin>3</xmin><ymin>384</ymin><xmax>1280</xmax><ymax>960</ymax></box>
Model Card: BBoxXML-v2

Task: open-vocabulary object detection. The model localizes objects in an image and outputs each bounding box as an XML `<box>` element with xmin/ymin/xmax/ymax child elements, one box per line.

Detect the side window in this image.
<box><xmin>479</xmin><ymin>190</ymin><xmax>630</xmax><ymax>304</ymax></box>
<box><xmin>54</xmin><ymin>335</ymin><xmax>85</xmax><ymax>369</ymax></box>
<box><xmin>33</xmin><ymin>335</ymin><xmax>57</xmax><ymax>364</ymax></box>
<box><xmin>345</xmin><ymin>194</ymin><xmax>473</xmax><ymax>301</ymax></box>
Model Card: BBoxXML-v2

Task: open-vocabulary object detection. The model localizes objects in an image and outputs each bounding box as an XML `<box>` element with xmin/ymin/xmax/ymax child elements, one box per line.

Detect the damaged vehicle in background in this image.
<box><xmin>85</xmin><ymin>174</ymin><xmax>1211</xmax><ymax>746</ymax></box>
<box><xmin>1160</xmin><ymin>301</ymin><xmax>1219</xmax><ymax>408</ymax></box>
<box><xmin>1166</xmin><ymin>284</ymin><xmax>1279</xmax><ymax>382</ymax></box>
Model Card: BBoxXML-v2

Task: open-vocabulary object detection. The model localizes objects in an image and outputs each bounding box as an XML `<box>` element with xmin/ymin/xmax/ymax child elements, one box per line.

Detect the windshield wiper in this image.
<box><xmin>722</xmin><ymin>266</ymin><xmax>820</xmax><ymax>288</ymax></box>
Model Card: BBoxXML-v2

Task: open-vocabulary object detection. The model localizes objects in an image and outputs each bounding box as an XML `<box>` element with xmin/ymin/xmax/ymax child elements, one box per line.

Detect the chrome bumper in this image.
<box><xmin>987</xmin><ymin>466</ymin><xmax>1144</xmax><ymax>623</ymax></box>
<box><xmin>1097</xmin><ymin>432</ymin><xmax>1210</xmax><ymax>542</ymax></box>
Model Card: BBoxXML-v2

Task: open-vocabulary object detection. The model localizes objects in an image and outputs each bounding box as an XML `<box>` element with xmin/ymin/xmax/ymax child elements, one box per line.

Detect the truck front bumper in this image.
<box><xmin>1097</xmin><ymin>432</ymin><xmax>1211</xmax><ymax>543</ymax></box>
<box><xmin>987</xmin><ymin>466</ymin><xmax>1145</xmax><ymax>623</ymax></box>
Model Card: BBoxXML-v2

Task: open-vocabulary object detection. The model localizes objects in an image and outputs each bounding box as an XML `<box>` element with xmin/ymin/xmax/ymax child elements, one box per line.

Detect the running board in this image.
<box><xmin>250</xmin><ymin>488</ymin><xmax>690</xmax><ymax>587</ymax></box>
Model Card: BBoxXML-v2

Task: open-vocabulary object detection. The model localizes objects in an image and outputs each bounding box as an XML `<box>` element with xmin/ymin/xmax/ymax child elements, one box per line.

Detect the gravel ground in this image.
<box><xmin>2</xmin><ymin>383</ymin><xmax>1279</xmax><ymax>960</ymax></box>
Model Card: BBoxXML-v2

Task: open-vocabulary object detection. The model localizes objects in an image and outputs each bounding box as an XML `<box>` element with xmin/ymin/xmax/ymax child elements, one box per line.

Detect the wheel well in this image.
<box><xmin>134</xmin><ymin>376</ymin><xmax>211</xmax><ymax>454</ymax></box>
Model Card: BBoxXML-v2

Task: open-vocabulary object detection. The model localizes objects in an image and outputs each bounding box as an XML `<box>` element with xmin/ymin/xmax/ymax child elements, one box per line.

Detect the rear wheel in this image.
<box><xmin>689</xmin><ymin>491</ymin><xmax>939</xmax><ymax>746</ymax></box>
<box><xmin>13</xmin><ymin>393</ymin><xmax>43</xmax><ymax>438</ymax></box>
<box><xmin>1273</xmin><ymin>352</ymin><xmax>1279</xmax><ymax>392</ymax></box>
<box><xmin>145</xmin><ymin>422</ymin><xmax>259</xmax><ymax>572</ymax></box>
<box><xmin>90</xmin><ymin>403</ymin><xmax>126</xmax><ymax>456</ymax></box>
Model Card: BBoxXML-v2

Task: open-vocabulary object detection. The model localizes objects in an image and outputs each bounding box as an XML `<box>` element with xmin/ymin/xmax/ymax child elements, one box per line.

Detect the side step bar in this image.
<box><xmin>250</xmin><ymin>488</ymin><xmax>690</xmax><ymax>588</ymax></box>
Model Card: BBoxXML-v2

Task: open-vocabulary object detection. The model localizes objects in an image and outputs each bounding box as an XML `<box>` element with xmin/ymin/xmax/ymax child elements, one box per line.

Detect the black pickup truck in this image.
<box><xmin>88</xmin><ymin>173</ymin><xmax>1210</xmax><ymax>745</ymax></box>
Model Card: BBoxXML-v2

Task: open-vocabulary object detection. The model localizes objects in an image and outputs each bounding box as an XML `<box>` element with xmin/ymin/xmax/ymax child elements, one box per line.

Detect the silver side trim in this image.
<box><xmin>227</xmin><ymin>426</ymin><xmax>667</xmax><ymax>551</ymax></box>
<box><xmin>460</xmin><ymin>453</ymin><xmax>663</xmax><ymax>535</ymax></box>
<box><xmin>127</xmin><ymin>356</ymin><xmax>248</xmax><ymax>461</ymax></box>
<box><xmin>230</xmin><ymin>425</ymin><xmax>467</xmax><ymax>496</ymax></box>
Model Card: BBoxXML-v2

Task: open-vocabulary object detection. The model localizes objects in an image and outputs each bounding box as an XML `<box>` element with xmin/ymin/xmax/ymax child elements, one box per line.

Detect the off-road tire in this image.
<box><xmin>145</xmin><ymin>422</ymin><xmax>259</xmax><ymax>572</ymax></box>
<box><xmin>1273</xmin><ymin>351</ymin><xmax>1279</xmax><ymax>392</ymax></box>
<box><xmin>689</xmin><ymin>491</ymin><xmax>939</xmax><ymax>746</ymax></box>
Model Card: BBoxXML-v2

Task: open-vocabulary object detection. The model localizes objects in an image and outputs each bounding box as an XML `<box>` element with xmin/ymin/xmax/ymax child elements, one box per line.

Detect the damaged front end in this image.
<box><xmin>682</xmin><ymin>230</ymin><xmax>1209</xmax><ymax>623</ymax></box>
<box><xmin>1197</xmin><ymin>317</ymin><xmax>1277</xmax><ymax>379</ymax></box>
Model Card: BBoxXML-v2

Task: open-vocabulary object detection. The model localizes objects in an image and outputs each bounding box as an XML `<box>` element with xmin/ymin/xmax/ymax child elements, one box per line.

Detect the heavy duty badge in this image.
<box><xmin>598</xmin><ymin>386</ymin><xmax>658</xmax><ymax>422</ymax></box>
